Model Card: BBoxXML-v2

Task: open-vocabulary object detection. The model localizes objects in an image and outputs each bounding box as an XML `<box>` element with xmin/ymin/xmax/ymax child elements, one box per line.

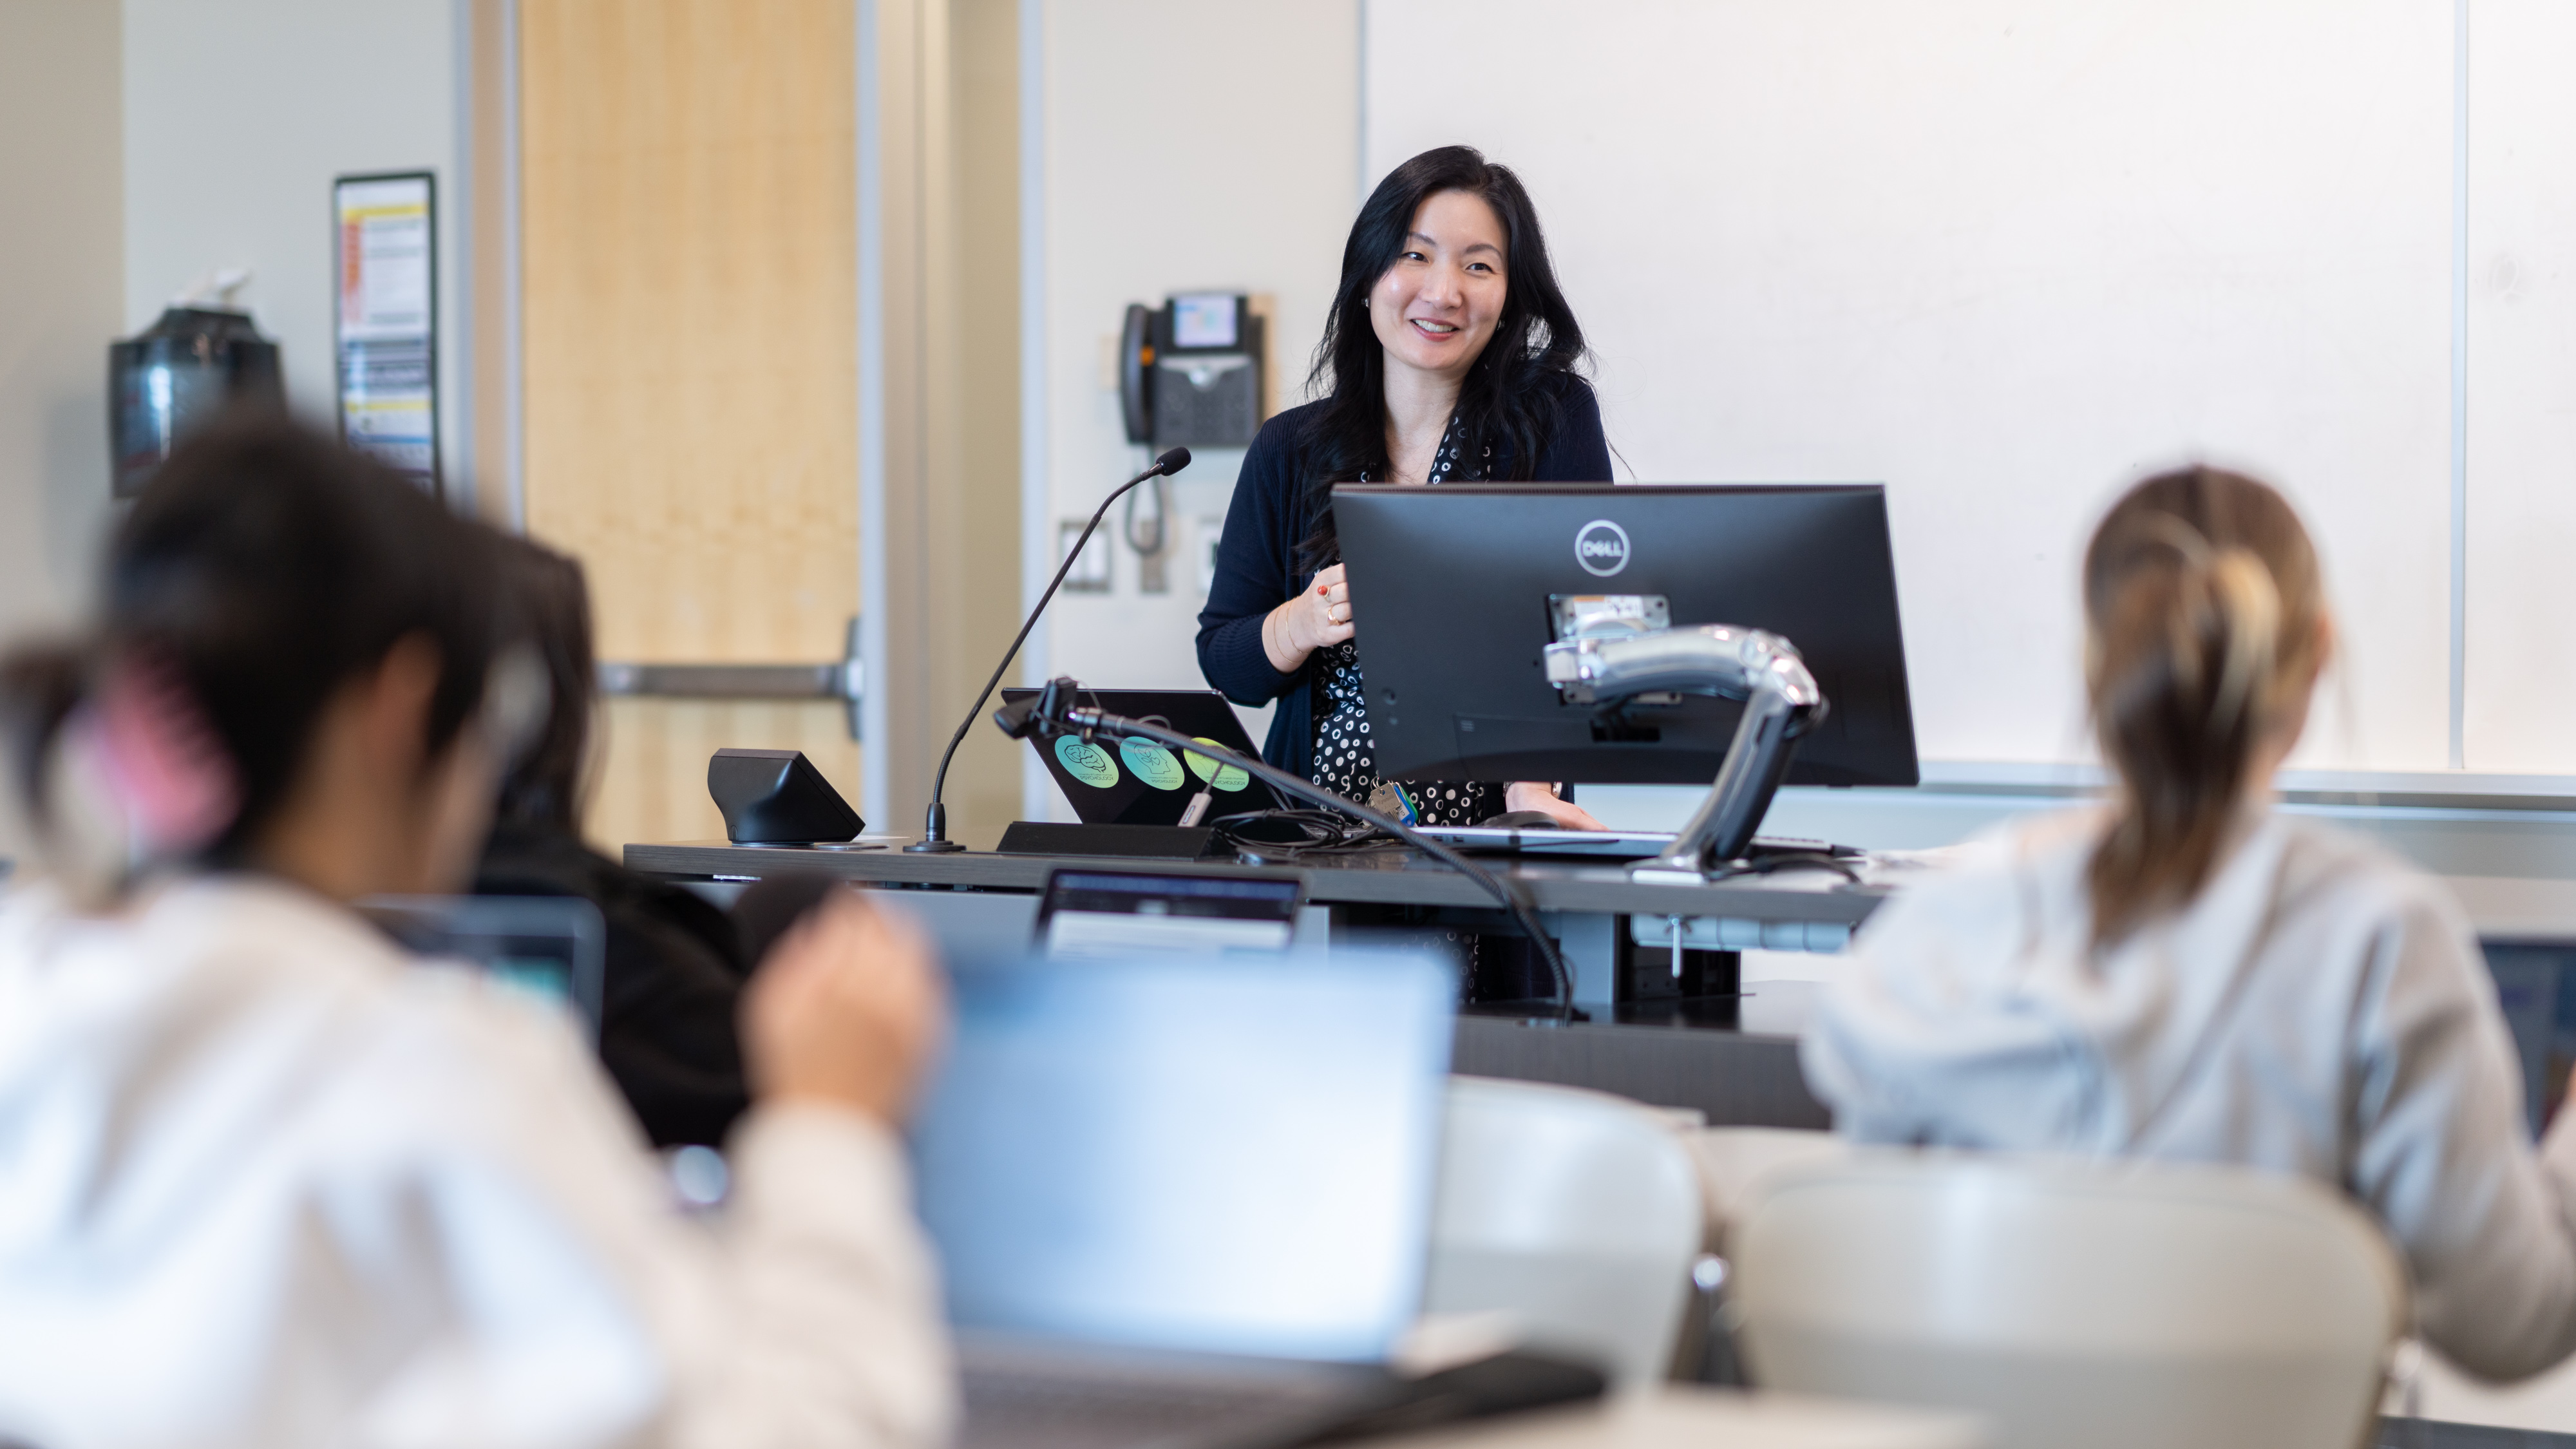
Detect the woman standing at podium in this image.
<box><xmin>1197</xmin><ymin>144</ymin><xmax>1613</xmax><ymax>831</ymax></box>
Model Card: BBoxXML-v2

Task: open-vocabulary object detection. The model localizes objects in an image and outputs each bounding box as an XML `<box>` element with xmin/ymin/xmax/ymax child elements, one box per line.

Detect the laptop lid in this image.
<box><xmin>1002</xmin><ymin>687</ymin><xmax>1279</xmax><ymax>826</ymax></box>
<box><xmin>913</xmin><ymin>951</ymin><xmax>1457</xmax><ymax>1363</ymax></box>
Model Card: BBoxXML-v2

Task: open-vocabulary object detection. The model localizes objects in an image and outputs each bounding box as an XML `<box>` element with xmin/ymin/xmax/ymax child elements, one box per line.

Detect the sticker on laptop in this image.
<box><xmin>1119</xmin><ymin>737</ymin><xmax>1188</xmax><ymax>790</ymax></box>
<box><xmin>1054</xmin><ymin>735</ymin><xmax>1121</xmax><ymax>789</ymax></box>
<box><xmin>1183</xmin><ymin>737</ymin><xmax>1251</xmax><ymax>793</ymax></box>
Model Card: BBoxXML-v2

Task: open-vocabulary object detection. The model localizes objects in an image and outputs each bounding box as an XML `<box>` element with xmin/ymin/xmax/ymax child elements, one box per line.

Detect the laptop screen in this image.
<box><xmin>913</xmin><ymin>952</ymin><xmax>1456</xmax><ymax>1363</ymax></box>
<box><xmin>362</xmin><ymin>895</ymin><xmax>607</xmax><ymax>1041</ymax></box>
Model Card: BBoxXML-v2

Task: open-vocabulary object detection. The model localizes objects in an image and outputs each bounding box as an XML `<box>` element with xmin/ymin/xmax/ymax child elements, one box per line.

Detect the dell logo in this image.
<box><xmin>1575</xmin><ymin>519</ymin><xmax>1631</xmax><ymax>577</ymax></box>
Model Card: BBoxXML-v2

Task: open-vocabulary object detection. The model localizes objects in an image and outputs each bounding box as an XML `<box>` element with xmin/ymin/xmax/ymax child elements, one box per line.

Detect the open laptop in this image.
<box><xmin>1417</xmin><ymin>823</ymin><xmax>1678</xmax><ymax>858</ymax></box>
<box><xmin>361</xmin><ymin>895</ymin><xmax>608</xmax><ymax>1041</ymax></box>
<box><xmin>1034</xmin><ymin>867</ymin><xmax>1305</xmax><ymax>961</ymax></box>
<box><xmin>913</xmin><ymin>950</ymin><xmax>1456</xmax><ymax>1449</ymax></box>
<box><xmin>1003</xmin><ymin>687</ymin><xmax>1281</xmax><ymax>826</ymax></box>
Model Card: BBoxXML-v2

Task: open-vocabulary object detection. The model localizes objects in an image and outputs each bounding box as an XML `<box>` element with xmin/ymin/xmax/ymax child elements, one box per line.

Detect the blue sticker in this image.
<box><xmin>1054</xmin><ymin>735</ymin><xmax>1121</xmax><ymax>788</ymax></box>
<box><xmin>1121</xmin><ymin>737</ymin><xmax>1188</xmax><ymax>790</ymax></box>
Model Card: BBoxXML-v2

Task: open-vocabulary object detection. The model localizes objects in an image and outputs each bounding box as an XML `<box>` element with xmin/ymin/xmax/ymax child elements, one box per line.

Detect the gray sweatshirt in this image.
<box><xmin>1803</xmin><ymin>806</ymin><xmax>2576</xmax><ymax>1381</ymax></box>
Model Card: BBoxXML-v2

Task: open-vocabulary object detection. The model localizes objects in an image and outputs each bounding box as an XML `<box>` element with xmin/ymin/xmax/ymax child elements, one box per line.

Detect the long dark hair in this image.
<box><xmin>0</xmin><ymin>415</ymin><xmax>506</xmax><ymax>880</ymax></box>
<box><xmin>2083</xmin><ymin>467</ymin><xmax>2324</xmax><ymax>945</ymax></box>
<box><xmin>1296</xmin><ymin>145</ymin><xmax>1591</xmax><ymax>569</ymax></box>
<box><xmin>489</xmin><ymin>535</ymin><xmax>597</xmax><ymax>833</ymax></box>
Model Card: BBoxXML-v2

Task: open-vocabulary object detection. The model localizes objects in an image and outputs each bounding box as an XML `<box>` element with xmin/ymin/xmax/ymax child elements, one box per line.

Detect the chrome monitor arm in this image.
<box><xmin>1541</xmin><ymin>624</ymin><xmax>1826</xmax><ymax>879</ymax></box>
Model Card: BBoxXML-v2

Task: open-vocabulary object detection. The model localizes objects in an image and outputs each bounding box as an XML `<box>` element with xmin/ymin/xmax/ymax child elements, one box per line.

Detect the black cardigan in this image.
<box><xmin>1194</xmin><ymin>376</ymin><xmax>1612</xmax><ymax>781</ymax></box>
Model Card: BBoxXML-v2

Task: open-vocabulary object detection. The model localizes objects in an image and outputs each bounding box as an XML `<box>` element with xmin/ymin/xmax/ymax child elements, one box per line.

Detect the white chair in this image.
<box><xmin>1729</xmin><ymin>1152</ymin><xmax>2407</xmax><ymax>1449</ymax></box>
<box><xmin>1683</xmin><ymin>1126</ymin><xmax>1851</xmax><ymax>1248</ymax></box>
<box><xmin>1421</xmin><ymin>1075</ymin><xmax>1705</xmax><ymax>1390</ymax></box>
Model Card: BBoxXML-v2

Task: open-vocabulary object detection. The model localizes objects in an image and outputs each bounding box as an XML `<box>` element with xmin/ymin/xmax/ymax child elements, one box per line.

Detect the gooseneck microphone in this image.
<box><xmin>906</xmin><ymin>447</ymin><xmax>1192</xmax><ymax>853</ymax></box>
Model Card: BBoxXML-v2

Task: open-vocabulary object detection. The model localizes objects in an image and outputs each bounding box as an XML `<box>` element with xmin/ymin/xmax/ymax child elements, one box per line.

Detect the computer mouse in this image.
<box><xmin>1477</xmin><ymin>810</ymin><xmax>1566</xmax><ymax>829</ymax></box>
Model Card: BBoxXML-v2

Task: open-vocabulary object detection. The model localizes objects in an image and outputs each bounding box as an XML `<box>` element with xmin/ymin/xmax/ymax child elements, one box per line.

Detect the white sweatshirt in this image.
<box><xmin>1803</xmin><ymin>807</ymin><xmax>2576</xmax><ymax>1382</ymax></box>
<box><xmin>0</xmin><ymin>875</ymin><xmax>954</xmax><ymax>1449</ymax></box>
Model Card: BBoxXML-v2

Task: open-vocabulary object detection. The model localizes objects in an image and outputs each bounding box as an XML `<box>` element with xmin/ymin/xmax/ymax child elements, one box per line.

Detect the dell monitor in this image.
<box><xmin>1331</xmin><ymin>484</ymin><xmax>1918</xmax><ymax>788</ymax></box>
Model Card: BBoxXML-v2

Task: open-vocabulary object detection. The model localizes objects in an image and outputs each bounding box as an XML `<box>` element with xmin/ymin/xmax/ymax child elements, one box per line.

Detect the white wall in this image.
<box><xmin>122</xmin><ymin>0</ymin><xmax>470</xmax><ymax>504</ymax></box>
<box><xmin>0</xmin><ymin>1</ymin><xmax>123</xmax><ymax>640</ymax></box>
<box><xmin>0</xmin><ymin>0</ymin><xmax>124</xmax><ymax>866</ymax></box>
<box><xmin>1027</xmin><ymin>0</ymin><xmax>1359</xmax><ymax>817</ymax></box>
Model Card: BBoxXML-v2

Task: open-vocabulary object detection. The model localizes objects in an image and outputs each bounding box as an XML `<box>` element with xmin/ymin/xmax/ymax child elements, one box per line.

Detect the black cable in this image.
<box><xmin>909</xmin><ymin>448</ymin><xmax>1189</xmax><ymax>852</ymax></box>
<box><xmin>1016</xmin><ymin>703</ymin><xmax>1577</xmax><ymax>1018</ymax></box>
<box><xmin>1208</xmin><ymin>808</ymin><xmax>1395</xmax><ymax>858</ymax></box>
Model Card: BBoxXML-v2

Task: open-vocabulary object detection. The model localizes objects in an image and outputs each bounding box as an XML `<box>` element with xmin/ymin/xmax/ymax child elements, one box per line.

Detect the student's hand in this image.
<box><xmin>1504</xmin><ymin>782</ymin><xmax>1608</xmax><ymax>831</ymax></box>
<box><xmin>1264</xmin><ymin>564</ymin><xmax>1355</xmax><ymax>672</ymax></box>
<box><xmin>742</xmin><ymin>889</ymin><xmax>947</xmax><ymax>1128</ymax></box>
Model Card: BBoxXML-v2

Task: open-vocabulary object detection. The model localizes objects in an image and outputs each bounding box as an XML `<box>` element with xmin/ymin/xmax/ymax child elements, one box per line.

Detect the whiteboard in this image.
<box><xmin>1365</xmin><ymin>0</ymin><xmax>2458</xmax><ymax>772</ymax></box>
<box><xmin>2464</xmin><ymin>0</ymin><xmax>2576</xmax><ymax>774</ymax></box>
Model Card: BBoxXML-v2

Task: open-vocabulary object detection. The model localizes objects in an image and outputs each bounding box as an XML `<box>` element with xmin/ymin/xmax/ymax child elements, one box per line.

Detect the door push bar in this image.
<box><xmin>597</xmin><ymin>617</ymin><xmax>864</xmax><ymax>741</ymax></box>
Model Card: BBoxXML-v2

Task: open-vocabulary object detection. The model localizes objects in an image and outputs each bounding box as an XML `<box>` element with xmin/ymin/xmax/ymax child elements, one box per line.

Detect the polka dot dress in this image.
<box><xmin>1309</xmin><ymin>412</ymin><xmax>1501</xmax><ymax>826</ymax></box>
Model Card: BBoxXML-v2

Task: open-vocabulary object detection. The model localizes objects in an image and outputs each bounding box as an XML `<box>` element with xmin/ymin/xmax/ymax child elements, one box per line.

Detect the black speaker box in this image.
<box><xmin>707</xmin><ymin>748</ymin><xmax>864</xmax><ymax>844</ymax></box>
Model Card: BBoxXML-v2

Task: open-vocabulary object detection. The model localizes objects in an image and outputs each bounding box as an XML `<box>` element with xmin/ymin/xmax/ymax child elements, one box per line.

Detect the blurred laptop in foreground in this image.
<box><xmin>914</xmin><ymin>949</ymin><xmax>1599</xmax><ymax>1449</ymax></box>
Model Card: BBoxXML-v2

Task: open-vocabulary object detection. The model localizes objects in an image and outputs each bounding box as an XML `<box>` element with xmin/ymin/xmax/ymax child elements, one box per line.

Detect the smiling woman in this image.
<box><xmin>1195</xmin><ymin>146</ymin><xmax>1613</xmax><ymax>846</ymax></box>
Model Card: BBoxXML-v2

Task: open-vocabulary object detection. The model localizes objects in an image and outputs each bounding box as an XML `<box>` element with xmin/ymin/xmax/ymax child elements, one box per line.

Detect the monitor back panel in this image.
<box><xmin>1333</xmin><ymin>484</ymin><xmax>1920</xmax><ymax>787</ymax></box>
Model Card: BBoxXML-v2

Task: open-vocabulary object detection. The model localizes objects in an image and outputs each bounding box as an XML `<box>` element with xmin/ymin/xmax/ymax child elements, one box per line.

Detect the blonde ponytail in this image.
<box><xmin>2084</xmin><ymin>469</ymin><xmax>2322</xmax><ymax>946</ymax></box>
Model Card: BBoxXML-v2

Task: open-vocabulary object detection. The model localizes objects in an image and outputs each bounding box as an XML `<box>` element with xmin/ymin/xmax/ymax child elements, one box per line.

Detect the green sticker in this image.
<box><xmin>1183</xmin><ymin>736</ymin><xmax>1251</xmax><ymax>793</ymax></box>
<box><xmin>1054</xmin><ymin>735</ymin><xmax>1121</xmax><ymax>789</ymax></box>
<box><xmin>1120</xmin><ymin>737</ymin><xmax>1188</xmax><ymax>791</ymax></box>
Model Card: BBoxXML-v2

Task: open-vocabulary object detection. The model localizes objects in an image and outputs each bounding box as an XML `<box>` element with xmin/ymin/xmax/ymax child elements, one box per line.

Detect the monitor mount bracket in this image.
<box><xmin>1541</xmin><ymin>624</ymin><xmax>1827</xmax><ymax>880</ymax></box>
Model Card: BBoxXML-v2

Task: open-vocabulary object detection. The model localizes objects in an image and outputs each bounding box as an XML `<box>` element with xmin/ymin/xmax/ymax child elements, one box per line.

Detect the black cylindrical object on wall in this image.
<box><xmin>108</xmin><ymin>306</ymin><xmax>284</xmax><ymax>497</ymax></box>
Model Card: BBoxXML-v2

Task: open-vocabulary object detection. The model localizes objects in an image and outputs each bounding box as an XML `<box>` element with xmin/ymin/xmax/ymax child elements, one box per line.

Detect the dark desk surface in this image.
<box><xmin>623</xmin><ymin>839</ymin><xmax>1892</xmax><ymax>925</ymax></box>
<box><xmin>625</xmin><ymin>838</ymin><xmax>1866</xmax><ymax>1129</ymax></box>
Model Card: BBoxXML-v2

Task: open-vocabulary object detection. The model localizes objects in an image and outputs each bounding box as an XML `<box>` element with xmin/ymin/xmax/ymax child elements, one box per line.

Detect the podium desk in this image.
<box><xmin>627</xmin><ymin>840</ymin><xmax>1897</xmax><ymax>1130</ymax></box>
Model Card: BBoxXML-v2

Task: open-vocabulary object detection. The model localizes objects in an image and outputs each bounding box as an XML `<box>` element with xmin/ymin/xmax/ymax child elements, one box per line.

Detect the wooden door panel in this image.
<box><xmin>589</xmin><ymin>698</ymin><xmax>862</xmax><ymax>849</ymax></box>
<box><xmin>518</xmin><ymin>0</ymin><xmax>858</xmax><ymax>851</ymax></box>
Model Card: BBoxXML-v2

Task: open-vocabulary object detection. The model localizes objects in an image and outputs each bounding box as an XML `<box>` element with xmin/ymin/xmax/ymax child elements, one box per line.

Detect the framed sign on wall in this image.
<box><xmin>334</xmin><ymin>171</ymin><xmax>439</xmax><ymax>489</ymax></box>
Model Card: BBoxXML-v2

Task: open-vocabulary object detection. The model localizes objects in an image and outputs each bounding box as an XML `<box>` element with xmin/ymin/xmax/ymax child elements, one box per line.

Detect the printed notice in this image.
<box><xmin>335</xmin><ymin>173</ymin><xmax>439</xmax><ymax>487</ymax></box>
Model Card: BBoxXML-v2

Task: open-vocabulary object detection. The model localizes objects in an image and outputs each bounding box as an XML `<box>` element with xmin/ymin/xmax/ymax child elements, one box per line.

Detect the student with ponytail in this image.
<box><xmin>1805</xmin><ymin>466</ymin><xmax>2576</xmax><ymax>1381</ymax></box>
<box><xmin>0</xmin><ymin>419</ymin><xmax>952</xmax><ymax>1446</ymax></box>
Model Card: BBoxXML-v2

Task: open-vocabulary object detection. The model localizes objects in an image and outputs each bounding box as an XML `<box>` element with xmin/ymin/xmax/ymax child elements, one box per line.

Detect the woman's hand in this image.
<box><xmin>1263</xmin><ymin>563</ymin><xmax>1356</xmax><ymax>673</ymax></box>
<box><xmin>1504</xmin><ymin>781</ymin><xmax>1607</xmax><ymax>831</ymax></box>
<box><xmin>742</xmin><ymin>889</ymin><xmax>947</xmax><ymax>1128</ymax></box>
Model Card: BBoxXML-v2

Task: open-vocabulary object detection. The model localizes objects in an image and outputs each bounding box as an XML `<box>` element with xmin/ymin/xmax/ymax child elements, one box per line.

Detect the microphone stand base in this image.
<box><xmin>904</xmin><ymin>838</ymin><xmax>969</xmax><ymax>854</ymax></box>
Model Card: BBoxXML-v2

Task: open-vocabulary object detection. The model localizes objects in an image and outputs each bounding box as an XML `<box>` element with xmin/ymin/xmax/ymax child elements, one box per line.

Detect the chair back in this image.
<box><xmin>1732</xmin><ymin>1153</ymin><xmax>2406</xmax><ymax>1449</ymax></box>
<box><xmin>1423</xmin><ymin>1076</ymin><xmax>1704</xmax><ymax>1388</ymax></box>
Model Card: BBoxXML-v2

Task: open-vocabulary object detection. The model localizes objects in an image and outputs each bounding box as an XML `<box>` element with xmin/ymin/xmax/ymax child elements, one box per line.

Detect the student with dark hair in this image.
<box><xmin>0</xmin><ymin>419</ymin><xmax>952</xmax><ymax>1446</ymax></box>
<box><xmin>1197</xmin><ymin>144</ymin><xmax>1612</xmax><ymax>833</ymax></box>
<box><xmin>1804</xmin><ymin>466</ymin><xmax>2576</xmax><ymax>1381</ymax></box>
<box><xmin>473</xmin><ymin>535</ymin><xmax>757</xmax><ymax>1147</ymax></box>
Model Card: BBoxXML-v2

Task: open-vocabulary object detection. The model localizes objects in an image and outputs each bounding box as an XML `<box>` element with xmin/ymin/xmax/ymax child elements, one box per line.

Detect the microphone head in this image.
<box><xmin>1154</xmin><ymin>446</ymin><xmax>1191</xmax><ymax>477</ymax></box>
